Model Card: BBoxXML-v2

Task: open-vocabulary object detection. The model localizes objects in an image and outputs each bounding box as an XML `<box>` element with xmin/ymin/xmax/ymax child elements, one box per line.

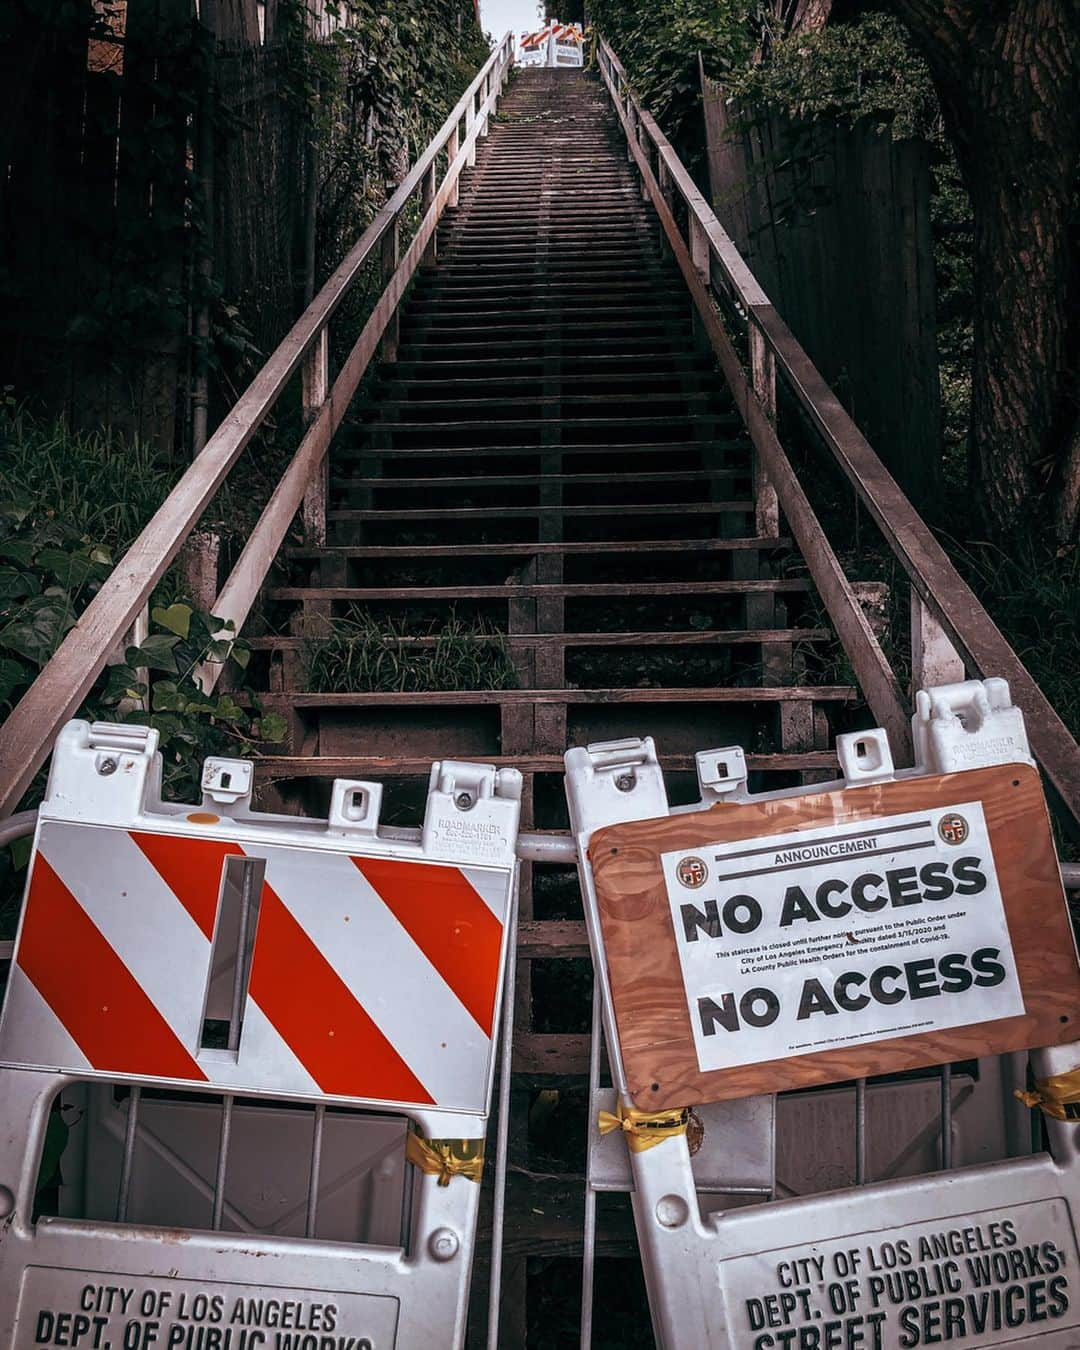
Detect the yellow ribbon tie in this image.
<box><xmin>405</xmin><ymin>1130</ymin><xmax>485</xmax><ymax>1186</ymax></box>
<box><xmin>1015</xmin><ymin>1066</ymin><xmax>1080</xmax><ymax>1122</ymax></box>
<box><xmin>597</xmin><ymin>1099</ymin><xmax>690</xmax><ymax>1153</ymax></box>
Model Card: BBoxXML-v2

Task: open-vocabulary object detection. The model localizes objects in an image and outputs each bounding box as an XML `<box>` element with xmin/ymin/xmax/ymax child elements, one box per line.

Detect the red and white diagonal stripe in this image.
<box><xmin>0</xmin><ymin>822</ymin><xmax>512</xmax><ymax>1113</ymax></box>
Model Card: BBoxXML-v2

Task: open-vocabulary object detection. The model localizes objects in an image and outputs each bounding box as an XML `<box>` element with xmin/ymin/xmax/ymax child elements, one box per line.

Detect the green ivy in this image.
<box><xmin>0</xmin><ymin>499</ymin><xmax>287</xmax><ymax>804</ymax></box>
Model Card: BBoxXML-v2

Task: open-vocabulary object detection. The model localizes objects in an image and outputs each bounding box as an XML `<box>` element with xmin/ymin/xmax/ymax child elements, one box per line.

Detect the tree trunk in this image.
<box><xmin>885</xmin><ymin>0</ymin><xmax>1079</xmax><ymax>541</ymax></box>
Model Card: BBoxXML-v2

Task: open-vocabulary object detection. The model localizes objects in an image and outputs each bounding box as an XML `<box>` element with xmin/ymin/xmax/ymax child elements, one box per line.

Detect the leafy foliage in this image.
<box><xmin>309</xmin><ymin>1</ymin><xmax>487</xmax><ymax>269</ymax></box>
<box><xmin>733</xmin><ymin>14</ymin><xmax>940</xmax><ymax>142</ymax></box>
<box><xmin>0</xmin><ymin>408</ymin><xmax>287</xmax><ymax>804</ymax></box>
<box><xmin>305</xmin><ymin>608</ymin><xmax>520</xmax><ymax>693</ymax></box>
<box><xmin>588</xmin><ymin>0</ymin><xmax>756</xmax><ymax>161</ymax></box>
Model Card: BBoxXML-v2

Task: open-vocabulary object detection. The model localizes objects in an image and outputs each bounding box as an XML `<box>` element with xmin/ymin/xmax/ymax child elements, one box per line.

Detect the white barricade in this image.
<box><xmin>519</xmin><ymin>23</ymin><xmax>584</xmax><ymax>68</ymax></box>
<box><xmin>566</xmin><ymin>681</ymin><xmax>1080</xmax><ymax>1348</ymax></box>
<box><xmin>0</xmin><ymin>719</ymin><xmax>522</xmax><ymax>1350</ymax></box>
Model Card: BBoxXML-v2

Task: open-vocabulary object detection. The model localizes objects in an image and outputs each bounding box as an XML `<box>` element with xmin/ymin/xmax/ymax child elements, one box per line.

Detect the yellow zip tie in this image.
<box><xmin>405</xmin><ymin>1130</ymin><xmax>485</xmax><ymax>1186</ymax></box>
<box><xmin>1015</xmin><ymin>1066</ymin><xmax>1080</xmax><ymax>1122</ymax></box>
<box><xmin>597</xmin><ymin>1099</ymin><xmax>690</xmax><ymax>1153</ymax></box>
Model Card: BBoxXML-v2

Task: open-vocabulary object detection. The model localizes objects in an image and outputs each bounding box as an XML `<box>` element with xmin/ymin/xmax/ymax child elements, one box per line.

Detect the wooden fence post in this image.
<box><xmin>749</xmin><ymin>320</ymin><xmax>780</xmax><ymax>538</ymax></box>
<box><xmin>381</xmin><ymin>221</ymin><xmax>401</xmax><ymax>360</ymax></box>
<box><xmin>301</xmin><ymin>326</ymin><xmax>329</xmax><ymax>546</ymax></box>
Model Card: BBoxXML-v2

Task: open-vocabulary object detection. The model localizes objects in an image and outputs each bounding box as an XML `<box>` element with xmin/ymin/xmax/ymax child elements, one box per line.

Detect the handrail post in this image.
<box><xmin>911</xmin><ymin>590</ymin><xmax>965</xmax><ymax>691</ymax></box>
<box><xmin>448</xmin><ymin>122</ymin><xmax>461</xmax><ymax>208</ymax></box>
<box><xmin>689</xmin><ymin>215</ymin><xmax>709</xmax><ymax>280</ymax></box>
<box><xmin>422</xmin><ymin>162</ymin><xmax>438</xmax><ymax>265</ymax></box>
<box><xmin>108</xmin><ymin>603</ymin><xmax>150</xmax><ymax>715</ymax></box>
<box><xmin>380</xmin><ymin>220</ymin><xmax>400</xmax><ymax>360</ymax></box>
<box><xmin>657</xmin><ymin>160</ymin><xmax>675</xmax><ymax>255</ymax></box>
<box><xmin>749</xmin><ymin>319</ymin><xmax>781</xmax><ymax>538</ymax></box>
<box><xmin>466</xmin><ymin>93</ymin><xmax>478</xmax><ymax>167</ymax></box>
<box><xmin>301</xmin><ymin>326</ymin><xmax>330</xmax><ymax>546</ymax></box>
<box><xmin>480</xmin><ymin>72</ymin><xmax>491</xmax><ymax>140</ymax></box>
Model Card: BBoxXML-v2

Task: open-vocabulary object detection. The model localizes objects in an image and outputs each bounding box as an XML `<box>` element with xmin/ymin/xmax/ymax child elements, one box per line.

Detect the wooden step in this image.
<box><xmin>249</xmin><ymin>628</ymin><xmax>829</xmax><ymax>651</ymax></box>
<box><xmin>380</xmin><ymin>364</ymin><xmax>713</xmax><ymax>387</ymax></box>
<box><xmin>271</xmin><ymin>580</ymin><xmax>806</xmax><ymax>601</ymax></box>
<box><xmin>352</xmin><ymin>392</ymin><xmax>726</xmax><ymax>417</ymax></box>
<box><xmin>330</xmin><ymin>471</ymin><xmax>739</xmax><ymax>491</ymax></box>
<box><xmin>325</xmin><ymin>502</ymin><xmax>755</xmax><ymax>522</ymax></box>
<box><xmin>392</xmin><ymin>336</ymin><xmax>697</xmax><ymax>359</ymax></box>
<box><xmin>334</xmin><ymin>439</ymin><xmax>749</xmax><ymax>462</ymax></box>
<box><xmin>252</xmin><ymin>751</ymin><xmax>840</xmax><ymax>778</ymax></box>
<box><xmin>413</xmin><ymin>269</ymin><xmax>677</xmax><ymax>291</ymax></box>
<box><xmin>399</xmin><ymin>315</ymin><xmax>692</xmax><ymax>339</ymax></box>
<box><xmin>351</xmin><ymin>414</ymin><xmax>737</xmax><ymax>436</ymax></box>
<box><xmin>285</xmin><ymin>537</ymin><xmax>789</xmax><ymax>559</ymax></box>
<box><xmin>266</xmin><ymin>687</ymin><xmax>855</xmax><ymax>708</ymax></box>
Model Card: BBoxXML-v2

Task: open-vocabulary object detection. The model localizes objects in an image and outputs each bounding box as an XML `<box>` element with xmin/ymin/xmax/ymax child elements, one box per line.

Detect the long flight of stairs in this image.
<box><xmin>252</xmin><ymin>65</ymin><xmax>866</xmax><ymax>1346</ymax></box>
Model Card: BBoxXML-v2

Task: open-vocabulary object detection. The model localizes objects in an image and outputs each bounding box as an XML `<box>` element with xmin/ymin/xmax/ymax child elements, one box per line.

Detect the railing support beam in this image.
<box><xmin>749</xmin><ymin>322</ymin><xmax>780</xmax><ymax>539</ymax></box>
<box><xmin>911</xmin><ymin>590</ymin><xmax>965</xmax><ymax>691</ymax></box>
<box><xmin>381</xmin><ymin>221</ymin><xmax>401</xmax><ymax>360</ymax></box>
<box><xmin>301</xmin><ymin>326</ymin><xmax>330</xmax><ymax>546</ymax></box>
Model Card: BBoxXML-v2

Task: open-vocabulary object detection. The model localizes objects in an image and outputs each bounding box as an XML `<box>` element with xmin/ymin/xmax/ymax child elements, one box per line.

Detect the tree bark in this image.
<box><xmin>884</xmin><ymin>0</ymin><xmax>1079</xmax><ymax>541</ymax></box>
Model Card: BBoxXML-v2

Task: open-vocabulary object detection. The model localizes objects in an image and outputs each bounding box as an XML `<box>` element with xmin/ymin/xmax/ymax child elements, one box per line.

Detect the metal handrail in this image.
<box><xmin>0</xmin><ymin>33</ymin><xmax>516</xmax><ymax>817</ymax></box>
<box><xmin>595</xmin><ymin>36</ymin><xmax>1080</xmax><ymax>829</ymax></box>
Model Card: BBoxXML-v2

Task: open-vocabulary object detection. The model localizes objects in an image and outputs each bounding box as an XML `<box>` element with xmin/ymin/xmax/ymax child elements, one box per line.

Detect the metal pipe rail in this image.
<box><xmin>595</xmin><ymin>37</ymin><xmax>1080</xmax><ymax>830</ymax></box>
<box><xmin>0</xmin><ymin>800</ymin><xmax>1075</xmax><ymax>959</ymax></box>
<box><xmin>0</xmin><ymin>32</ymin><xmax>516</xmax><ymax>818</ymax></box>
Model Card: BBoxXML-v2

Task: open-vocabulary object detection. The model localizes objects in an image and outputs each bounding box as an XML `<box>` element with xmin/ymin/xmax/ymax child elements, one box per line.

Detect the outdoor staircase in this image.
<box><xmin>251</xmin><ymin>66</ymin><xmax>866</xmax><ymax>1343</ymax></box>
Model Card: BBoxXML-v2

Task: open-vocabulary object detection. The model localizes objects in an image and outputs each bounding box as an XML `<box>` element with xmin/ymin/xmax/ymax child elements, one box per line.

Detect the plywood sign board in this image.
<box><xmin>588</xmin><ymin>764</ymin><xmax>1080</xmax><ymax>1109</ymax></box>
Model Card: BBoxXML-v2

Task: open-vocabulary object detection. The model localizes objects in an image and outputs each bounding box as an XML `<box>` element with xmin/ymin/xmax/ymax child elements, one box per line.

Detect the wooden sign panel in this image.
<box><xmin>588</xmin><ymin>764</ymin><xmax>1080</xmax><ymax>1109</ymax></box>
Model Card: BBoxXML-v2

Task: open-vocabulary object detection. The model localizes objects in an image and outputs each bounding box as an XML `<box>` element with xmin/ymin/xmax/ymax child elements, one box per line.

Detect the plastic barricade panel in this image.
<box><xmin>566</xmin><ymin>681</ymin><xmax>1080</xmax><ymax>1349</ymax></box>
<box><xmin>0</xmin><ymin>720</ymin><xmax>522</xmax><ymax>1350</ymax></box>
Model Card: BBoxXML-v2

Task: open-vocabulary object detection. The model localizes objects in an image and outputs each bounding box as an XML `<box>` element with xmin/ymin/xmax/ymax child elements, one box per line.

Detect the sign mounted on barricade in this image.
<box><xmin>572</xmin><ymin>681</ymin><xmax>1080</xmax><ymax>1108</ymax></box>
<box><xmin>0</xmin><ymin>719</ymin><xmax>522</xmax><ymax>1350</ymax></box>
<box><xmin>565</xmin><ymin>680</ymin><xmax>1080</xmax><ymax>1349</ymax></box>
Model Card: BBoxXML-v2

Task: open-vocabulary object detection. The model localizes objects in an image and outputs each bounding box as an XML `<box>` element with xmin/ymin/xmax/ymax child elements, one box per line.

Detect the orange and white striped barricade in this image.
<box><xmin>519</xmin><ymin>23</ymin><xmax>584</xmax><ymax>68</ymax></box>
<box><xmin>0</xmin><ymin>719</ymin><xmax>521</xmax><ymax>1350</ymax></box>
<box><xmin>565</xmin><ymin>680</ymin><xmax>1080</xmax><ymax>1349</ymax></box>
<box><xmin>518</xmin><ymin>29</ymin><xmax>547</xmax><ymax>66</ymax></box>
<box><xmin>549</xmin><ymin>24</ymin><xmax>584</xmax><ymax>67</ymax></box>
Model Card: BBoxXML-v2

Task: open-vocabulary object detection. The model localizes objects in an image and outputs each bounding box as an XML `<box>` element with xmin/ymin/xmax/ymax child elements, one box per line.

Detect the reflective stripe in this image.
<box><xmin>354</xmin><ymin>856</ymin><xmax>503</xmax><ymax>1035</ymax></box>
<box><xmin>17</xmin><ymin>854</ymin><xmax>207</xmax><ymax>1081</ymax></box>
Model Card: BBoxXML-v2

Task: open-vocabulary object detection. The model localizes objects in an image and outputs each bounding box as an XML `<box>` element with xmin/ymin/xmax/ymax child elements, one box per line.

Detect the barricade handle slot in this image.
<box><xmin>200</xmin><ymin>855</ymin><xmax>264</xmax><ymax>1054</ymax></box>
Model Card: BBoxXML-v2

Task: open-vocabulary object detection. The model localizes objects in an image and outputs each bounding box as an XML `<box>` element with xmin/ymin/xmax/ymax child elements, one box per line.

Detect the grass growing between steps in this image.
<box><xmin>304</xmin><ymin>608</ymin><xmax>520</xmax><ymax>693</ymax></box>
